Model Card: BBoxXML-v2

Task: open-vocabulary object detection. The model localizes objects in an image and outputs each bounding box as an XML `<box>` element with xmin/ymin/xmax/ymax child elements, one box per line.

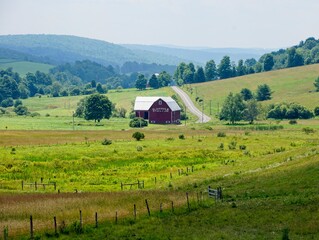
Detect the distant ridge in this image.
<box><xmin>0</xmin><ymin>34</ymin><xmax>269</xmax><ymax>67</ymax></box>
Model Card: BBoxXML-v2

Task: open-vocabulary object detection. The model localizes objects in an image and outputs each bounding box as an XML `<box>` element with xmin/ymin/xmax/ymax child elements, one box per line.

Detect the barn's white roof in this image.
<box><xmin>134</xmin><ymin>96</ymin><xmax>181</xmax><ymax>111</ymax></box>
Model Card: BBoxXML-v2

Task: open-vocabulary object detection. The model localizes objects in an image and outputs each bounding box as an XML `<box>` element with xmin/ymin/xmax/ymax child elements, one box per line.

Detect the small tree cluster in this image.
<box><xmin>129</xmin><ymin>117</ymin><xmax>148</xmax><ymax>128</ymax></box>
<box><xmin>132</xmin><ymin>132</ymin><xmax>145</xmax><ymax>141</ymax></box>
<box><xmin>268</xmin><ymin>103</ymin><xmax>314</xmax><ymax>119</ymax></box>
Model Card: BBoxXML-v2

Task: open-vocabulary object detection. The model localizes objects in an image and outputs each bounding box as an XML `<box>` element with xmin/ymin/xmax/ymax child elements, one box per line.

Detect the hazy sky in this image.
<box><xmin>1</xmin><ymin>0</ymin><xmax>318</xmax><ymax>48</ymax></box>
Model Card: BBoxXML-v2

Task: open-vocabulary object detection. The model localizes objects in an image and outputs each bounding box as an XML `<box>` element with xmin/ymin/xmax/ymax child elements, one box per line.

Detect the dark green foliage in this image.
<box><xmin>149</xmin><ymin>74</ymin><xmax>159</xmax><ymax>89</ymax></box>
<box><xmin>263</xmin><ymin>54</ymin><xmax>274</xmax><ymax>71</ymax></box>
<box><xmin>14</xmin><ymin>105</ymin><xmax>29</xmax><ymax>115</ymax></box>
<box><xmin>217</xmin><ymin>132</ymin><xmax>226</xmax><ymax>137</ymax></box>
<box><xmin>236</xmin><ymin>59</ymin><xmax>246</xmax><ymax>76</ymax></box>
<box><xmin>1</xmin><ymin>97</ymin><xmax>14</xmax><ymax>107</ymax></box>
<box><xmin>218</xmin><ymin>56</ymin><xmax>232</xmax><ymax>79</ymax></box>
<box><xmin>228</xmin><ymin>141</ymin><xmax>237</xmax><ymax>150</ymax></box>
<box><xmin>240</xmin><ymin>88</ymin><xmax>253</xmax><ymax>101</ymax></box>
<box><xmin>0</xmin><ymin>72</ymin><xmax>20</xmax><ymax>102</ymax></box>
<box><xmin>101</xmin><ymin>138</ymin><xmax>112</xmax><ymax>145</ymax></box>
<box><xmin>314</xmin><ymin>106</ymin><xmax>319</xmax><ymax>116</ymax></box>
<box><xmin>194</xmin><ymin>67</ymin><xmax>206</xmax><ymax>83</ymax></box>
<box><xmin>129</xmin><ymin>117</ymin><xmax>148</xmax><ymax>128</ymax></box>
<box><xmin>314</xmin><ymin>77</ymin><xmax>319</xmax><ymax>92</ymax></box>
<box><xmin>242</xmin><ymin>99</ymin><xmax>260</xmax><ymax>124</ymax></box>
<box><xmin>219</xmin><ymin>92</ymin><xmax>245</xmax><ymax>124</ymax></box>
<box><xmin>268</xmin><ymin>103</ymin><xmax>313</xmax><ymax>119</ymax></box>
<box><xmin>282</xmin><ymin>228</ymin><xmax>290</xmax><ymax>240</ymax></box>
<box><xmin>135</xmin><ymin>74</ymin><xmax>147</xmax><ymax>90</ymax></box>
<box><xmin>302</xmin><ymin>127</ymin><xmax>315</xmax><ymax>134</ymax></box>
<box><xmin>289</xmin><ymin>120</ymin><xmax>297</xmax><ymax>125</ymax></box>
<box><xmin>205</xmin><ymin>59</ymin><xmax>218</xmax><ymax>80</ymax></box>
<box><xmin>158</xmin><ymin>71</ymin><xmax>171</xmax><ymax>87</ymax></box>
<box><xmin>75</xmin><ymin>94</ymin><xmax>113</xmax><ymax>122</ymax></box>
<box><xmin>287</xmin><ymin>47</ymin><xmax>304</xmax><ymax>68</ymax></box>
<box><xmin>132</xmin><ymin>131</ymin><xmax>145</xmax><ymax>141</ymax></box>
<box><xmin>178</xmin><ymin>134</ymin><xmax>185</xmax><ymax>140</ymax></box>
<box><xmin>256</xmin><ymin>84</ymin><xmax>272</xmax><ymax>101</ymax></box>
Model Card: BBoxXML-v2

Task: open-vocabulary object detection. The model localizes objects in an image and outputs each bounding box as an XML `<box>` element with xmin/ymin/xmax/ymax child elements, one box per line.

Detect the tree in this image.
<box><xmin>135</xmin><ymin>74</ymin><xmax>147</xmax><ymax>90</ymax></box>
<box><xmin>218</xmin><ymin>56</ymin><xmax>232</xmax><ymax>79</ymax></box>
<box><xmin>256</xmin><ymin>84</ymin><xmax>272</xmax><ymax>101</ymax></box>
<box><xmin>132</xmin><ymin>131</ymin><xmax>145</xmax><ymax>141</ymax></box>
<box><xmin>80</xmin><ymin>94</ymin><xmax>113</xmax><ymax>122</ymax></box>
<box><xmin>149</xmin><ymin>74</ymin><xmax>159</xmax><ymax>89</ymax></box>
<box><xmin>0</xmin><ymin>75</ymin><xmax>20</xmax><ymax>101</ymax></box>
<box><xmin>240</xmin><ymin>88</ymin><xmax>253</xmax><ymax>101</ymax></box>
<box><xmin>287</xmin><ymin>47</ymin><xmax>304</xmax><ymax>68</ymax></box>
<box><xmin>219</xmin><ymin>92</ymin><xmax>245</xmax><ymax>124</ymax></box>
<box><xmin>236</xmin><ymin>59</ymin><xmax>246</xmax><ymax>76</ymax></box>
<box><xmin>194</xmin><ymin>67</ymin><xmax>206</xmax><ymax>83</ymax></box>
<box><xmin>14</xmin><ymin>105</ymin><xmax>29</xmax><ymax>116</ymax></box>
<box><xmin>158</xmin><ymin>71</ymin><xmax>171</xmax><ymax>87</ymax></box>
<box><xmin>242</xmin><ymin>99</ymin><xmax>260</xmax><ymax>124</ymax></box>
<box><xmin>263</xmin><ymin>54</ymin><xmax>274</xmax><ymax>71</ymax></box>
<box><xmin>314</xmin><ymin>77</ymin><xmax>319</xmax><ymax>92</ymax></box>
<box><xmin>205</xmin><ymin>60</ymin><xmax>218</xmax><ymax>80</ymax></box>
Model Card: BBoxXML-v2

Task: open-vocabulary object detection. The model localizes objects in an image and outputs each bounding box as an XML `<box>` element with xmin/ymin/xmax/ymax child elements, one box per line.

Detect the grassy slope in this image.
<box><xmin>185</xmin><ymin>64</ymin><xmax>319</xmax><ymax>115</ymax></box>
<box><xmin>0</xmin><ymin>59</ymin><xmax>53</xmax><ymax>75</ymax></box>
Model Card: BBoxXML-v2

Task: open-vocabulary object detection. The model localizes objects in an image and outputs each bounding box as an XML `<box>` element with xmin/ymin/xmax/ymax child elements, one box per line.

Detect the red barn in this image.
<box><xmin>134</xmin><ymin>97</ymin><xmax>181</xmax><ymax>124</ymax></box>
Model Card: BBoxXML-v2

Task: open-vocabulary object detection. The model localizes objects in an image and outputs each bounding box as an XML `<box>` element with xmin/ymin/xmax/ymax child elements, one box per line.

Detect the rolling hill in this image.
<box><xmin>185</xmin><ymin>64</ymin><xmax>319</xmax><ymax>113</ymax></box>
<box><xmin>0</xmin><ymin>35</ymin><xmax>269</xmax><ymax>68</ymax></box>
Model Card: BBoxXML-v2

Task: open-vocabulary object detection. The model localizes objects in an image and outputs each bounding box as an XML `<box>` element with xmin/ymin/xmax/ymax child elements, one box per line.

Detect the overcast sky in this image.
<box><xmin>1</xmin><ymin>0</ymin><xmax>318</xmax><ymax>48</ymax></box>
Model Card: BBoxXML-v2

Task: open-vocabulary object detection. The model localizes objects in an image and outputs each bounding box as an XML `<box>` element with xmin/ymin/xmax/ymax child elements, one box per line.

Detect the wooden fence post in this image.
<box><xmin>160</xmin><ymin>203</ymin><xmax>163</xmax><ymax>213</ymax></box>
<box><xmin>54</xmin><ymin>182</ymin><xmax>56</xmax><ymax>191</ymax></box>
<box><xmin>53</xmin><ymin>216</ymin><xmax>57</xmax><ymax>235</ymax></box>
<box><xmin>134</xmin><ymin>204</ymin><xmax>137</xmax><ymax>220</ymax></box>
<box><xmin>3</xmin><ymin>226</ymin><xmax>8</xmax><ymax>240</ymax></box>
<box><xmin>178</xmin><ymin>169</ymin><xmax>180</xmax><ymax>176</ymax></box>
<box><xmin>21</xmin><ymin>180</ymin><xmax>24</xmax><ymax>190</ymax></box>
<box><xmin>121</xmin><ymin>182</ymin><xmax>123</xmax><ymax>190</ymax></box>
<box><xmin>79</xmin><ymin>210</ymin><xmax>82</xmax><ymax>230</ymax></box>
<box><xmin>154</xmin><ymin>177</ymin><xmax>157</xmax><ymax>184</ymax></box>
<box><xmin>95</xmin><ymin>212</ymin><xmax>98</xmax><ymax>228</ymax></box>
<box><xmin>170</xmin><ymin>172</ymin><xmax>172</xmax><ymax>179</ymax></box>
<box><xmin>186</xmin><ymin>192</ymin><xmax>190</xmax><ymax>212</ymax></box>
<box><xmin>145</xmin><ymin>199</ymin><xmax>151</xmax><ymax>216</ymax></box>
<box><xmin>192</xmin><ymin>166</ymin><xmax>194</xmax><ymax>172</ymax></box>
<box><xmin>115</xmin><ymin>211</ymin><xmax>118</xmax><ymax>224</ymax></box>
<box><xmin>35</xmin><ymin>181</ymin><xmax>37</xmax><ymax>191</ymax></box>
<box><xmin>30</xmin><ymin>215</ymin><xmax>34</xmax><ymax>239</ymax></box>
<box><xmin>171</xmin><ymin>201</ymin><xmax>174</xmax><ymax>213</ymax></box>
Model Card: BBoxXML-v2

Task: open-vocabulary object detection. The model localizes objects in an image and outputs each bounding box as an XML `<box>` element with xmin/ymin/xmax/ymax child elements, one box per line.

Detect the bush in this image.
<box><xmin>132</xmin><ymin>132</ymin><xmax>145</xmax><ymax>141</ymax></box>
<box><xmin>217</xmin><ymin>132</ymin><xmax>226</xmax><ymax>137</ymax></box>
<box><xmin>30</xmin><ymin>112</ymin><xmax>41</xmax><ymax>117</ymax></box>
<box><xmin>1</xmin><ymin>98</ymin><xmax>14</xmax><ymax>108</ymax></box>
<box><xmin>179</xmin><ymin>134</ymin><xmax>185</xmax><ymax>140</ymax></box>
<box><xmin>218</xmin><ymin>143</ymin><xmax>224</xmax><ymax>150</ymax></box>
<box><xmin>289</xmin><ymin>119</ymin><xmax>297</xmax><ymax>125</ymax></box>
<box><xmin>239</xmin><ymin>145</ymin><xmax>247</xmax><ymax>150</ymax></box>
<box><xmin>302</xmin><ymin>127</ymin><xmax>315</xmax><ymax>134</ymax></box>
<box><xmin>14</xmin><ymin>105</ymin><xmax>29</xmax><ymax>115</ymax></box>
<box><xmin>228</xmin><ymin>141</ymin><xmax>237</xmax><ymax>150</ymax></box>
<box><xmin>268</xmin><ymin>102</ymin><xmax>313</xmax><ymax>119</ymax></box>
<box><xmin>129</xmin><ymin>118</ymin><xmax>148</xmax><ymax>128</ymax></box>
<box><xmin>101</xmin><ymin>138</ymin><xmax>112</xmax><ymax>145</ymax></box>
<box><xmin>314</xmin><ymin>106</ymin><xmax>319</xmax><ymax>116</ymax></box>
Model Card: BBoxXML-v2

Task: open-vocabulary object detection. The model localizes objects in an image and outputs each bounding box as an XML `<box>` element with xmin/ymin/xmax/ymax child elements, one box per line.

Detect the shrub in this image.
<box><xmin>30</xmin><ymin>112</ymin><xmax>40</xmax><ymax>117</ymax></box>
<box><xmin>136</xmin><ymin>146</ymin><xmax>143</xmax><ymax>151</ymax></box>
<box><xmin>129</xmin><ymin>118</ymin><xmax>148</xmax><ymax>128</ymax></box>
<box><xmin>1</xmin><ymin>98</ymin><xmax>14</xmax><ymax>108</ymax></box>
<box><xmin>217</xmin><ymin>132</ymin><xmax>226</xmax><ymax>137</ymax></box>
<box><xmin>239</xmin><ymin>145</ymin><xmax>247</xmax><ymax>150</ymax></box>
<box><xmin>218</xmin><ymin>143</ymin><xmax>224</xmax><ymax>150</ymax></box>
<box><xmin>314</xmin><ymin>106</ymin><xmax>319</xmax><ymax>116</ymax></box>
<box><xmin>179</xmin><ymin>134</ymin><xmax>185</xmax><ymax>140</ymax></box>
<box><xmin>302</xmin><ymin>127</ymin><xmax>315</xmax><ymax>134</ymax></box>
<box><xmin>289</xmin><ymin>119</ymin><xmax>297</xmax><ymax>125</ymax></box>
<box><xmin>228</xmin><ymin>141</ymin><xmax>237</xmax><ymax>150</ymax></box>
<box><xmin>132</xmin><ymin>132</ymin><xmax>145</xmax><ymax>141</ymax></box>
<box><xmin>268</xmin><ymin>102</ymin><xmax>313</xmax><ymax>119</ymax></box>
<box><xmin>14</xmin><ymin>105</ymin><xmax>29</xmax><ymax>115</ymax></box>
<box><xmin>101</xmin><ymin>138</ymin><xmax>112</xmax><ymax>145</ymax></box>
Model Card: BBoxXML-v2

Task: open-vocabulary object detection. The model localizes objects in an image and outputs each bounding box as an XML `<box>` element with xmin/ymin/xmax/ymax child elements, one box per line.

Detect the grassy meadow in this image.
<box><xmin>1</xmin><ymin>65</ymin><xmax>319</xmax><ymax>239</ymax></box>
<box><xmin>0</xmin><ymin>59</ymin><xmax>53</xmax><ymax>76</ymax></box>
<box><xmin>184</xmin><ymin>64</ymin><xmax>319</xmax><ymax>115</ymax></box>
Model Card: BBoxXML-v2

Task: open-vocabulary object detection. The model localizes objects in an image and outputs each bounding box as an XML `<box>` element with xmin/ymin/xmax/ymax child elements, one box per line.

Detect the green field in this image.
<box><xmin>0</xmin><ymin>59</ymin><xmax>53</xmax><ymax>75</ymax></box>
<box><xmin>1</xmin><ymin>65</ymin><xmax>319</xmax><ymax>239</ymax></box>
<box><xmin>185</xmin><ymin>64</ymin><xmax>319</xmax><ymax>115</ymax></box>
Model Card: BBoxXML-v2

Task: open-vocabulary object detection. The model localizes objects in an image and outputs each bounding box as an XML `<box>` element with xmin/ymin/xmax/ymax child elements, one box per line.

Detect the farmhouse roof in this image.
<box><xmin>134</xmin><ymin>96</ymin><xmax>181</xmax><ymax>111</ymax></box>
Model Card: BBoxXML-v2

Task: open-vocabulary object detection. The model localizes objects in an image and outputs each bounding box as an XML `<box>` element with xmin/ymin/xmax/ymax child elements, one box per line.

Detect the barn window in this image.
<box><xmin>158</xmin><ymin>100</ymin><xmax>162</xmax><ymax>105</ymax></box>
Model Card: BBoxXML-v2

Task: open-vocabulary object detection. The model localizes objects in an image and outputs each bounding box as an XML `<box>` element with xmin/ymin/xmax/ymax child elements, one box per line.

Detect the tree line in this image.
<box><xmin>174</xmin><ymin>37</ymin><xmax>319</xmax><ymax>85</ymax></box>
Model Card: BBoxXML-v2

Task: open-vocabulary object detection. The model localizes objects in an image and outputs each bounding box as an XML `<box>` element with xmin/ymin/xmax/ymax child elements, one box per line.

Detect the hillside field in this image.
<box><xmin>184</xmin><ymin>64</ymin><xmax>319</xmax><ymax>116</ymax></box>
<box><xmin>0</xmin><ymin>59</ymin><xmax>53</xmax><ymax>75</ymax></box>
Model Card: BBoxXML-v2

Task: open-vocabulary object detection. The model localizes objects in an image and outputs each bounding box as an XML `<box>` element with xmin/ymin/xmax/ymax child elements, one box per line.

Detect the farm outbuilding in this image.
<box><xmin>134</xmin><ymin>96</ymin><xmax>181</xmax><ymax>124</ymax></box>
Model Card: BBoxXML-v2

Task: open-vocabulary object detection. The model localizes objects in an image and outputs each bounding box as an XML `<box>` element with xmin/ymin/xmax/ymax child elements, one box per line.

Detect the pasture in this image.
<box><xmin>0</xmin><ymin>59</ymin><xmax>53</xmax><ymax>76</ymax></box>
<box><xmin>0</xmin><ymin>125</ymin><xmax>319</xmax><ymax>239</ymax></box>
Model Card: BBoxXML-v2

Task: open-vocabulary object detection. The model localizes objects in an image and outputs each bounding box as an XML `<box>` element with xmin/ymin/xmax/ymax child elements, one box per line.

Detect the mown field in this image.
<box><xmin>0</xmin><ymin>125</ymin><xmax>319</xmax><ymax>239</ymax></box>
<box><xmin>0</xmin><ymin>59</ymin><xmax>53</xmax><ymax>76</ymax></box>
<box><xmin>184</xmin><ymin>64</ymin><xmax>319</xmax><ymax>115</ymax></box>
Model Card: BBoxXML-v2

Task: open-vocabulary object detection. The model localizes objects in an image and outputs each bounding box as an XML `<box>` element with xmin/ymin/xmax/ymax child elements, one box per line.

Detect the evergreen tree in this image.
<box><xmin>149</xmin><ymin>74</ymin><xmax>159</xmax><ymax>89</ymax></box>
<box><xmin>218</xmin><ymin>56</ymin><xmax>232</xmax><ymax>79</ymax></box>
<box><xmin>205</xmin><ymin>60</ymin><xmax>217</xmax><ymax>80</ymax></box>
<box><xmin>194</xmin><ymin>67</ymin><xmax>206</xmax><ymax>83</ymax></box>
<box><xmin>240</xmin><ymin>88</ymin><xmax>253</xmax><ymax>101</ymax></box>
<box><xmin>236</xmin><ymin>59</ymin><xmax>246</xmax><ymax>76</ymax></box>
<box><xmin>256</xmin><ymin>84</ymin><xmax>272</xmax><ymax>101</ymax></box>
<box><xmin>135</xmin><ymin>74</ymin><xmax>147</xmax><ymax>90</ymax></box>
<box><xmin>263</xmin><ymin>54</ymin><xmax>274</xmax><ymax>71</ymax></box>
